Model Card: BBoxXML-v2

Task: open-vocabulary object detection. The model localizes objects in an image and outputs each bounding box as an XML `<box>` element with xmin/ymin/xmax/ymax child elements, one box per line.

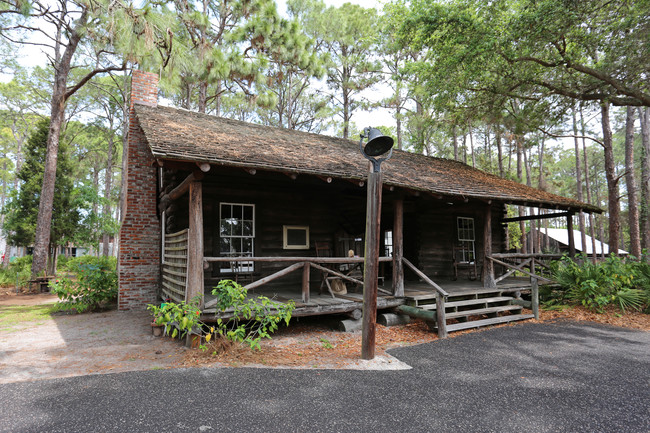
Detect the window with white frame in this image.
<box><xmin>384</xmin><ymin>230</ymin><xmax>393</xmax><ymax>257</ymax></box>
<box><xmin>220</xmin><ymin>203</ymin><xmax>255</xmax><ymax>272</ymax></box>
<box><xmin>457</xmin><ymin>217</ymin><xmax>475</xmax><ymax>263</ymax></box>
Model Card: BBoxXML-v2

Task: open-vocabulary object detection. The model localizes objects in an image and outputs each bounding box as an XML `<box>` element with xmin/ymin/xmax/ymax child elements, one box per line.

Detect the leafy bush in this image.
<box><xmin>147</xmin><ymin>297</ymin><xmax>202</xmax><ymax>339</ymax></box>
<box><xmin>208</xmin><ymin>280</ymin><xmax>295</xmax><ymax>350</ymax></box>
<box><xmin>50</xmin><ymin>257</ymin><xmax>117</xmax><ymax>313</ymax></box>
<box><xmin>0</xmin><ymin>256</ymin><xmax>33</xmax><ymax>289</ymax></box>
<box><xmin>63</xmin><ymin>255</ymin><xmax>116</xmax><ymax>274</ymax></box>
<box><xmin>548</xmin><ymin>255</ymin><xmax>647</xmax><ymax>313</ymax></box>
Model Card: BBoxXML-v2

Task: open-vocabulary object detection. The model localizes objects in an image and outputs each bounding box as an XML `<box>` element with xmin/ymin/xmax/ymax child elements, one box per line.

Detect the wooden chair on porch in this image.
<box><xmin>452</xmin><ymin>243</ymin><xmax>478</xmax><ymax>280</ymax></box>
<box><xmin>315</xmin><ymin>241</ymin><xmax>336</xmax><ymax>295</ymax></box>
<box><xmin>229</xmin><ymin>256</ymin><xmax>254</xmax><ymax>286</ymax></box>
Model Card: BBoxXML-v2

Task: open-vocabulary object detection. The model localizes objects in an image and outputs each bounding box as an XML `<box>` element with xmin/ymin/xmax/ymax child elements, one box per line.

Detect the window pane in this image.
<box><xmin>243</xmin><ymin>205</ymin><xmax>253</xmax><ymax>220</ymax></box>
<box><xmin>221</xmin><ymin>204</ymin><xmax>232</xmax><ymax>219</ymax></box>
<box><xmin>243</xmin><ymin>238</ymin><xmax>253</xmax><ymax>254</ymax></box>
<box><xmin>233</xmin><ymin>205</ymin><xmax>243</xmax><ymax>219</ymax></box>
<box><xmin>220</xmin><ymin>238</ymin><xmax>230</xmax><ymax>254</ymax></box>
<box><xmin>220</xmin><ymin>219</ymin><xmax>230</xmax><ymax>237</ymax></box>
<box><xmin>243</xmin><ymin>220</ymin><xmax>253</xmax><ymax>237</ymax></box>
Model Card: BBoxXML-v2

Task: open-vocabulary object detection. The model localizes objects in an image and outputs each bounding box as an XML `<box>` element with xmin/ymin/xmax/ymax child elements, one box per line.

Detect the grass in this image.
<box><xmin>0</xmin><ymin>303</ymin><xmax>57</xmax><ymax>332</ymax></box>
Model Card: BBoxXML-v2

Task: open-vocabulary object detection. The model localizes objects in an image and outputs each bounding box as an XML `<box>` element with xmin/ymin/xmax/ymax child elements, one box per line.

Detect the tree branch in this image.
<box><xmin>65</xmin><ymin>63</ymin><xmax>127</xmax><ymax>99</ymax></box>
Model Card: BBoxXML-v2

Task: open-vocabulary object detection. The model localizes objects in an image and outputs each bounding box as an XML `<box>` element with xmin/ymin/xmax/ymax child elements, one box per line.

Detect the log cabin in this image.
<box><xmin>119</xmin><ymin>70</ymin><xmax>601</xmax><ymax>335</ymax></box>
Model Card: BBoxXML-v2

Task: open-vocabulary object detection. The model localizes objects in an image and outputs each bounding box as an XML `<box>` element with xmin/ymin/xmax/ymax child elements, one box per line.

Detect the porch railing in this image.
<box><xmin>202</xmin><ymin>255</ymin><xmax>451</xmax><ymax>338</ymax></box>
<box><xmin>487</xmin><ymin>253</ymin><xmax>562</xmax><ymax>319</ymax></box>
<box><xmin>202</xmin><ymin>256</ymin><xmax>392</xmax><ymax>309</ymax></box>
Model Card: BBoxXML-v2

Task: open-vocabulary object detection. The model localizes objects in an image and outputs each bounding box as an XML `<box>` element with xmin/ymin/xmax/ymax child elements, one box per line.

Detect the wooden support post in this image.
<box><xmin>482</xmin><ymin>204</ymin><xmax>496</xmax><ymax>288</ymax></box>
<box><xmin>362</xmin><ymin>169</ymin><xmax>383</xmax><ymax>360</ymax></box>
<box><xmin>186</xmin><ymin>181</ymin><xmax>204</xmax><ymax>308</ymax></box>
<box><xmin>302</xmin><ymin>262</ymin><xmax>310</xmax><ymax>304</ymax></box>
<box><xmin>392</xmin><ymin>198</ymin><xmax>404</xmax><ymax>297</ymax></box>
<box><xmin>567</xmin><ymin>212</ymin><xmax>576</xmax><ymax>257</ymax></box>
<box><xmin>436</xmin><ymin>292</ymin><xmax>448</xmax><ymax>339</ymax></box>
<box><xmin>531</xmin><ymin>277</ymin><xmax>539</xmax><ymax>320</ymax></box>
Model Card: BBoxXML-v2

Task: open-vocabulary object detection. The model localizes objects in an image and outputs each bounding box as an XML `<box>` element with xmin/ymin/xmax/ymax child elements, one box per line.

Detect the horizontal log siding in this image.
<box><xmin>415</xmin><ymin>201</ymin><xmax>505</xmax><ymax>280</ymax></box>
<box><xmin>201</xmin><ymin>168</ymin><xmax>366</xmax><ymax>289</ymax></box>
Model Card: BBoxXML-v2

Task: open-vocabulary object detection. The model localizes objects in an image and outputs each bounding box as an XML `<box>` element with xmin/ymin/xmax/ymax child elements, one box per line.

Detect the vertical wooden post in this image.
<box><xmin>186</xmin><ymin>181</ymin><xmax>204</xmax><ymax>308</ymax></box>
<box><xmin>392</xmin><ymin>198</ymin><xmax>404</xmax><ymax>297</ymax></box>
<box><xmin>531</xmin><ymin>277</ymin><xmax>539</xmax><ymax>319</ymax></box>
<box><xmin>482</xmin><ymin>203</ymin><xmax>496</xmax><ymax>288</ymax></box>
<box><xmin>302</xmin><ymin>262</ymin><xmax>310</xmax><ymax>304</ymax></box>
<box><xmin>436</xmin><ymin>292</ymin><xmax>448</xmax><ymax>338</ymax></box>
<box><xmin>567</xmin><ymin>212</ymin><xmax>576</xmax><ymax>257</ymax></box>
<box><xmin>362</xmin><ymin>169</ymin><xmax>383</xmax><ymax>360</ymax></box>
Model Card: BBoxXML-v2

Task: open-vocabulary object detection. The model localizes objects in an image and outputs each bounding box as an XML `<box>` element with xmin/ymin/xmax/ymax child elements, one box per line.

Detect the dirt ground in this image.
<box><xmin>1</xmin><ymin>291</ymin><xmax>649</xmax><ymax>384</ymax></box>
<box><xmin>0</xmin><ymin>292</ymin><xmax>186</xmax><ymax>384</ymax></box>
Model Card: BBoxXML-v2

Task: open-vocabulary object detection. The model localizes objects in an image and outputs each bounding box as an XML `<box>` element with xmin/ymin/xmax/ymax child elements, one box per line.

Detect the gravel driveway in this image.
<box><xmin>0</xmin><ymin>321</ymin><xmax>648</xmax><ymax>432</ymax></box>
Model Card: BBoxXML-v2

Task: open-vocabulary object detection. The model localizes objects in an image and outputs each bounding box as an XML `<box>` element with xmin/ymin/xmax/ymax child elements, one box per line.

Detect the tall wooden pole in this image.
<box><xmin>392</xmin><ymin>198</ymin><xmax>404</xmax><ymax>297</ymax></box>
<box><xmin>362</xmin><ymin>167</ymin><xmax>383</xmax><ymax>360</ymax></box>
<box><xmin>482</xmin><ymin>203</ymin><xmax>496</xmax><ymax>288</ymax></box>
<box><xmin>187</xmin><ymin>181</ymin><xmax>204</xmax><ymax>307</ymax></box>
<box><xmin>567</xmin><ymin>212</ymin><xmax>576</xmax><ymax>258</ymax></box>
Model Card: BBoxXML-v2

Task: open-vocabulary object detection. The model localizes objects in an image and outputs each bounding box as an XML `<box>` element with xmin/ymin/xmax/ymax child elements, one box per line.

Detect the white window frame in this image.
<box><xmin>457</xmin><ymin>217</ymin><xmax>476</xmax><ymax>263</ymax></box>
<box><xmin>219</xmin><ymin>203</ymin><xmax>255</xmax><ymax>273</ymax></box>
<box><xmin>283</xmin><ymin>225</ymin><xmax>310</xmax><ymax>250</ymax></box>
<box><xmin>384</xmin><ymin>230</ymin><xmax>393</xmax><ymax>257</ymax></box>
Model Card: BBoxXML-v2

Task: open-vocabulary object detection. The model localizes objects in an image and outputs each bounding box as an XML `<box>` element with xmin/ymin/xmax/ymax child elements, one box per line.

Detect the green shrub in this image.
<box><xmin>50</xmin><ymin>257</ymin><xmax>118</xmax><ymax>313</ymax></box>
<box><xmin>0</xmin><ymin>256</ymin><xmax>33</xmax><ymax>289</ymax></box>
<box><xmin>549</xmin><ymin>255</ymin><xmax>646</xmax><ymax>313</ymax></box>
<box><xmin>208</xmin><ymin>280</ymin><xmax>295</xmax><ymax>350</ymax></box>
<box><xmin>63</xmin><ymin>255</ymin><xmax>116</xmax><ymax>274</ymax></box>
<box><xmin>147</xmin><ymin>297</ymin><xmax>202</xmax><ymax>339</ymax></box>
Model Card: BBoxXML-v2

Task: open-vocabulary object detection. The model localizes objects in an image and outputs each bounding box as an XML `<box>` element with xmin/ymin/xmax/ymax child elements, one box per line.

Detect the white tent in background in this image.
<box><xmin>536</xmin><ymin>228</ymin><xmax>628</xmax><ymax>256</ymax></box>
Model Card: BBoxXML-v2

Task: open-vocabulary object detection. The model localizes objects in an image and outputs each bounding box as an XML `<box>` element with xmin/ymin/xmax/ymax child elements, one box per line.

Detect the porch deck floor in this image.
<box><xmin>201</xmin><ymin>277</ymin><xmax>532</xmax><ymax>318</ymax></box>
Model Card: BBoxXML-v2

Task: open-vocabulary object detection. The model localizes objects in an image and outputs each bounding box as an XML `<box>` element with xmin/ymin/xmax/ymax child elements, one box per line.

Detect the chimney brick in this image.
<box><xmin>118</xmin><ymin>70</ymin><xmax>161</xmax><ymax>310</ymax></box>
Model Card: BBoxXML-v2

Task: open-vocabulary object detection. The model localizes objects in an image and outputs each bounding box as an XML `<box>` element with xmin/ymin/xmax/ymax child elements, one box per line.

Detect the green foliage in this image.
<box><xmin>63</xmin><ymin>255</ymin><xmax>117</xmax><ymax>274</ymax></box>
<box><xmin>3</xmin><ymin>118</ymin><xmax>79</xmax><ymax>247</ymax></box>
<box><xmin>209</xmin><ymin>280</ymin><xmax>295</xmax><ymax>350</ymax></box>
<box><xmin>50</xmin><ymin>257</ymin><xmax>118</xmax><ymax>313</ymax></box>
<box><xmin>0</xmin><ymin>256</ymin><xmax>32</xmax><ymax>289</ymax></box>
<box><xmin>147</xmin><ymin>297</ymin><xmax>202</xmax><ymax>339</ymax></box>
<box><xmin>548</xmin><ymin>255</ymin><xmax>647</xmax><ymax>313</ymax></box>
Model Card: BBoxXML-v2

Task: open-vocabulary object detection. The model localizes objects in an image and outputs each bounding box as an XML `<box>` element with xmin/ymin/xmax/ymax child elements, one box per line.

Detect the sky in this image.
<box><xmin>4</xmin><ymin>0</ymin><xmax>395</xmax><ymax>134</ymax></box>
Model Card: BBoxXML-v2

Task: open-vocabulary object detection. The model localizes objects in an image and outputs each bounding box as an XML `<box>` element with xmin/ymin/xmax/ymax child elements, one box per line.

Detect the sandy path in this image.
<box><xmin>0</xmin><ymin>294</ymin><xmax>186</xmax><ymax>384</ymax></box>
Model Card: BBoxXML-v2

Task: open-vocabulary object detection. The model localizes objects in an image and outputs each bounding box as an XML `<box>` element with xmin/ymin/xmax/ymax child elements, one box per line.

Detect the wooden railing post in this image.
<box><xmin>436</xmin><ymin>292</ymin><xmax>448</xmax><ymax>338</ymax></box>
<box><xmin>483</xmin><ymin>203</ymin><xmax>496</xmax><ymax>288</ymax></box>
<box><xmin>567</xmin><ymin>212</ymin><xmax>576</xmax><ymax>258</ymax></box>
<box><xmin>302</xmin><ymin>262</ymin><xmax>310</xmax><ymax>304</ymax></box>
<box><xmin>531</xmin><ymin>277</ymin><xmax>539</xmax><ymax>319</ymax></box>
<box><xmin>392</xmin><ymin>198</ymin><xmax>404</xmax><ymax>297</ymax></box>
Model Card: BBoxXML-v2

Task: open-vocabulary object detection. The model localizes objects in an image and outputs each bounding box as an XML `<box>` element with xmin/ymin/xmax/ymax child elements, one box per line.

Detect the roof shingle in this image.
<box><xmin>134</xmin><ymin>104</ymin><xmax>600</xmax><ymax>212</ymax></box>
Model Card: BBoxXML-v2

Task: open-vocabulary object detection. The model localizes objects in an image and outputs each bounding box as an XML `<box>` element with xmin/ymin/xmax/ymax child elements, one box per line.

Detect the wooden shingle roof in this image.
<box><xmin>135</xmin><ymin>103</ymin><xmax>600</xmax><ymax>212</ymax></box>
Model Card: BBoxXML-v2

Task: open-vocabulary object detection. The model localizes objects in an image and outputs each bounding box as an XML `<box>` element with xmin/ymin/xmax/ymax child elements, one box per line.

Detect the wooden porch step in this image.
<box><xmin>444</xmin><ymin>314</ymin><xmax>535</xmax><ymax>332</ymax></box>
<box><xmin>419</xmin><ymin>296</ymin><xmax>514</xmax><ymax>311</ymax></box>
<box><xmin>445</xmin><ymin>304</ymin><xmax>522</xmax><ymax>319</ymax></box>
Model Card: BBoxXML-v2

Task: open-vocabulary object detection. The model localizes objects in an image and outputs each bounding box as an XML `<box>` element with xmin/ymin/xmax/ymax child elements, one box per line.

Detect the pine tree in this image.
<box><xmin>3</xmin><ymin>119</ymin><xmax>79</xmax><ymax>259</ymax></box>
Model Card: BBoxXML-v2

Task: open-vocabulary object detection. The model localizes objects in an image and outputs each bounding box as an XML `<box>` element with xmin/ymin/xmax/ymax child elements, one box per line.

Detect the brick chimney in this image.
<box><xmin>130</xmin><ymin>69</ymin><xmax>159</xmax><ymax>107</ymax></box>
<box><xmin>118</xmin><ymin>70</ymin><xmax>161</xmax><ymax>310</ymax></box>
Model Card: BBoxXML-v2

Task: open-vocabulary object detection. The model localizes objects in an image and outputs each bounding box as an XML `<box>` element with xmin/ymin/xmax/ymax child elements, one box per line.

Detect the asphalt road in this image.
<box><xmin>0</xmin><ymin>321</ymin><xmax>648</xmax><ymax>433</ymax></box>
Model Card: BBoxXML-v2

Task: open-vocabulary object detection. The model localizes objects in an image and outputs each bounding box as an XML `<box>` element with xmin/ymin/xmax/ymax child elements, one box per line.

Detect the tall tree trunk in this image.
<box><xmin>624</xmin><ymin>107</ymin><xmax>641</xmax><ymax>258</ymax></box>
<box><xmin>516</xmin><ymin>137</ymin><xmax>527</xmax><ymax>253</ymax></box>
<box><xmin>580</xmin><ymin>107</ymin><xmax>597</xmax><ymax>263</ymax></box>
<box><xmin>496</xmin><ymin>127</ymin><xmax>504</xmax><ymax>177</ymax></box>
<box><xmin>601</xmin><ymin>102</ymin><xmax>620</xmax><ymax>256</ymax></box>
<box><xmin>32</xmin><ymin>12</ymin><xmax>88</xmax><ymax>278</ymax></box>
<box><xmin>468</xmin><ymin>122</ymin><xmax>475</xmax><ymax>167</ymax></box>
<box><xmin>485</xmin><ymin>125</ymin><xmax>492</xmax><ymax>171</ymax></box>
<box><xmin>462</xmin><ymin>133</ymin><xmax>467</xmax><ymax>164</ymax></box>
<box><xmin>572</xmin><ymin>108</ymin><xmax>586</xmax><ymax>256</ymax></box>
<box><xmin>523</xmin><ymin>147</ymin><xmax>535</xmax><ymax>253</ymax></box>
<box><xmin>396</xmin><ymin>104</ymin><xmax>402</xmax><ymax>151</ymax></box>
<box><xmin>638</xmin><ymin>107</ymin><xmax>650</xmax><ymax>257</ymax></box>
<box><xmin>452</xmin><ymin>124</ymin><xmax>458</xmax><ymax>161</ymax></box>
<box><xmin>102</xmin><ymin>134</ymin><xmax>114</xmax><ymax>257</ymax></box>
